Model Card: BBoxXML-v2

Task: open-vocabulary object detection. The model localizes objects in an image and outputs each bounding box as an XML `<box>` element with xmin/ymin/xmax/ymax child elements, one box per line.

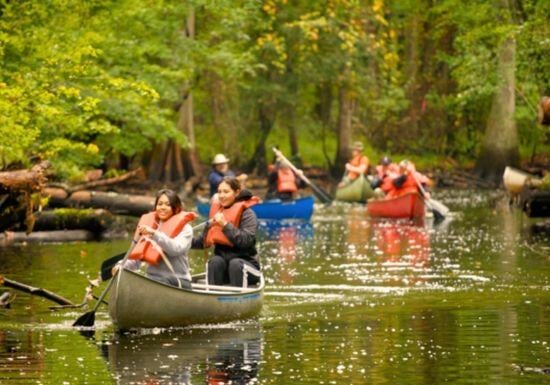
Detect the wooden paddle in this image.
<box><xmin>272</xmin><ymin>147</ymin><xmax>333</xmax><ymax>204</ymax></box>
<box><xmin>413</xmin><ymin>176</ymin><xmax>449</xmax><ymax>222</ymax></box>
<box><xmin>73</xmin><ymin>245</ymin><xmax>134</xmax><ymax>328</ymax></box>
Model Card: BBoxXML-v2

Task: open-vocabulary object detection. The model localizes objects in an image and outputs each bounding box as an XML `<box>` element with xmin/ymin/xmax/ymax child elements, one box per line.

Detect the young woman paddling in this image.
<box><xmin>116</xmin><ymin>189</ymin><xmax>196</xmax><ymax>288</ymax></box>
<box><xmin>192</xmin><ymin>177</ymin><xmax>261</xmax><ymax>287</ymax></box>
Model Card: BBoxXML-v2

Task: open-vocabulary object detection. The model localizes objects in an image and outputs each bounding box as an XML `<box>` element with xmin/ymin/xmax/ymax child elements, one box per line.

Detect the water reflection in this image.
<box><xmin>104</xmin><ymin>326</ymin><xmax>262</xmax><ymax>384</ymax></box>
<box><xmin>372</xmin><ymin>220</ymin><xmax>430</xmax><ymax>267</ymax></box>
<box><xmin>259</xmin><ymin>220</ymin><xmax>314</xmax><ymax>285</ymax></box>
<box><xmin>258</xmin><ymin>219</ymin><xmax>314</xmax><ymax>240</ymax></box>
<box><xmin>0</xmin><ymin>330</ymin><xmax>44</xmax><ymax>382</ymax></box>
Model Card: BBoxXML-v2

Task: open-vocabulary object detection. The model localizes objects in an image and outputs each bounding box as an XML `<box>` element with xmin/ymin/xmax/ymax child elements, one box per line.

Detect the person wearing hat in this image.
<box><xmin>383</xmin><ymin>159</ymin><xmax>431</xmax><ymax>199</ymax></box>
<box><xmin>371</xmin><ymin>155</ymin><xmax>398</xmax><ymax>192</ymax></box>
<box><xmin>208</xmin><ymin>154</ymin><xmax>247</xmax><ymax>198</ymax></box>
<box><xmin>338</xmin><ymin>141</ymin><xmax>370</xmax><ymax>187</ymax></box>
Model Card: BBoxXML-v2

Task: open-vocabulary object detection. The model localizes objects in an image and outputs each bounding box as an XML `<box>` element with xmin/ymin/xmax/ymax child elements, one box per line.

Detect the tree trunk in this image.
<box><xmin>146</xmin><ymin>9</ymin><xmax>199</xmax><ymax>182</ymax></box>
<box><xmin>404</xmin><ymin>12</ymin><xmax>422</xmax><ymax>140</ymax></box>
<box><xmin>45</xmin><ymin>188</ymin><xmax>154</xmax><ymax>216</ymax></box>
<box><xmin>333</xmin><ymin>84</ymin><xmax>355</xmax><ymax>178</ymax></box>
<box><xmin>315</xmin><ymin>82</ymin><xmax>334</xmax><ymax>170</ymax></box>
<box><xmin>247</xmin><ymin>103</ymin><xmax>276</xmax><ymax>175</ymax></box>
<box><xmin>476</xmin><ymin>36</ymin><xmax>519</xmax><ymax>184</ymax></box>
<box><xmin>209</xmin><ymin>72</ymin><xmax>238</xmax><ymax>161</ymax></box>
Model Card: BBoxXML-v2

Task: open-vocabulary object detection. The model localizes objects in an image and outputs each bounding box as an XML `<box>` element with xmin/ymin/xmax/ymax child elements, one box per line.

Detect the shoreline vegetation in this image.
<box><xmin>1</xmin><ymin>159</ymin><xmax>548</xmax><ymax>245</ymax></box>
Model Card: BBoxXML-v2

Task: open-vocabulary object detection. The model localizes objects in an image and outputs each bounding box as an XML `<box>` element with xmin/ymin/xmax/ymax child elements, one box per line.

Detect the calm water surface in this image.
<box><xmin>0</xmin><ymin>190</ymin><xmax>549</xmax><ymax>384</ymax></box>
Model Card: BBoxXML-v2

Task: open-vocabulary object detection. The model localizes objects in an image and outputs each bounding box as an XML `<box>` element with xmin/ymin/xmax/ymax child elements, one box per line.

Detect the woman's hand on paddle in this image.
<box><xmin>213</xmin><ymin>213</ymin><xmax>228</xmax><ymax>227</ymax></box>
<box><xmin>138</xmin><ymin>225</ymin><xmax>155</xmax><ymax>237</ymax></box>
<box><xmin>111</xmin><ymin>263</ymin><xmax>120</xmax><ymax>277</ymax></box>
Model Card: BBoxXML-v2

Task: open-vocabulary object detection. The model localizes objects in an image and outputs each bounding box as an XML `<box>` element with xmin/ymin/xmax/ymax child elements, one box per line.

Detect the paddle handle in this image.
<box><xmin>92</xmin><ymin>245</ymin><xmax>134</xmax><ymax>313</ymax></box>
<box><xmin>272</xmin><ymin>148</ymin><xmax>310</xmax><ymax>184</ymax></box>
<box><xmin>272</xmin><ymin>147</ymin><xmax>332</xmax><ymax>203</ymax></box>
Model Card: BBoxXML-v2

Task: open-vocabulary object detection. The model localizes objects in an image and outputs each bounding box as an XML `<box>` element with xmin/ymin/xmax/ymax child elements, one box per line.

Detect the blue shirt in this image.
<box><xmin>208</xmin><ymin>169</ymin><xmax>236</xmax><ymax>197</ymax></box>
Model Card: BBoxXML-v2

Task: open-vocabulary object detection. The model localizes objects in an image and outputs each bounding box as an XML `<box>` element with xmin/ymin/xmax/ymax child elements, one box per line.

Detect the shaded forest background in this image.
<box><xmin>0</xmin><ymin>0</ymin><xmax>548</xmax><ymax>186</ymax></box>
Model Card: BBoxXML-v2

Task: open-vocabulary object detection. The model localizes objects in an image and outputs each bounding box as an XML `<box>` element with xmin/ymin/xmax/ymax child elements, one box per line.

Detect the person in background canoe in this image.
<box><xmin>384</xmin><ymin>160</ymin><xmax>431</xmax><ymax>199</ymax></box>
<box><xmin>208</xmin><ymin>153</ymin><xmax>248</xmax><ymax>198</ymax></box>
<box><xmin>115</xmin><ymin>189</ymin><xmax>196</xmax><ymax>288</ymax></box>
<box><xmin>265</xmin><ymin>158</ymin><xmax>306</xmax><ymax>201</ymax></box>
<box><xmin>338</xmin><ymin>141</ymin><xmax>370</xmax><ymax>187</ymax></box>
<box><xmin>371</xmin><ymin>156</ymin><xmax>399</xmax><ymax>196</ymax></box>
<box><xmin>192</xmin><ymin>177</ymin><xmax>261</xmax><ymax>287</ymax></box>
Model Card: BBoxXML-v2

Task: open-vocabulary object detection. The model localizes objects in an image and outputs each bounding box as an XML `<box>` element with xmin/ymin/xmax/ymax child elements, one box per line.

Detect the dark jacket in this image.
<box><xmin>192</xmin><ymin>191</ymin><xmax>260</xmax><ymax>268</ymax></box>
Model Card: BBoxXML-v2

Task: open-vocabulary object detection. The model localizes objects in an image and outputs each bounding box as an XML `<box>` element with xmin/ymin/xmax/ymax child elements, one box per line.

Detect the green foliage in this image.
<box><xmin>0</xmin><ymin>0</ymin><xmax>547</xmax><ymax>180</ymax></box>
<box><xmin>0</xmin><ymin>0</ymin><xmax>192</xmax><ymax>179</ymax></box>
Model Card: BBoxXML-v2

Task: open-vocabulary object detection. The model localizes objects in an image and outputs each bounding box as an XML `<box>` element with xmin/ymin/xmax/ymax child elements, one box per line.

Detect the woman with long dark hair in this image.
<box><xmin>193</xmin><ymin>177</ymin><xmax>261</xmax><ymax>287</ymax></box>
<box><xmin>120</xmin><ymin>189</ymin><xmax>196</xmax><ymax>288</ymax></box>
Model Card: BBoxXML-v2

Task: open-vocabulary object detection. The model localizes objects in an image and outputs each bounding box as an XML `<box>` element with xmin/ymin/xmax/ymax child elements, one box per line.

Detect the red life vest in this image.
<box><xmin>129</xmin><ymin>210</ymin><xmax>196</xmax><ymax>265</ymax></box>
<box><xmin>205</xmin><ymin>197</ymin><xmax>260</xmax><ymax>247</ymax></box>
<box><xmin>386</xmin><ymin>173</ymin><xmax>418</xmax><ymax>199</ymax></box>
<box><xmin>348</xmin><ymin>155</ymin><xmax>369</xmax><ymax>180</ymax></box>
<box><xmin>277</xmin><ymin>168</ymin><xmax>298</xmax><ymax>193</ymax></box>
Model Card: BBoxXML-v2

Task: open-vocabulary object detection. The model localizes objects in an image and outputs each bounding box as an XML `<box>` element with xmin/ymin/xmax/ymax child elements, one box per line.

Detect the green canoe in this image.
<box><xmin>335</xmin><ymin>174</ymin><xmax>374</xmax><ymax>203</ymax></box>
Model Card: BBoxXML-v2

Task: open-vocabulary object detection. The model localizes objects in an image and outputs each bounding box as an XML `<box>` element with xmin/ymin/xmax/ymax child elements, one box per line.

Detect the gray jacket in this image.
<box><xmin>124</xmin><ymin>223</ymin><xmax>193</xmax><ymax>283</ymax></box>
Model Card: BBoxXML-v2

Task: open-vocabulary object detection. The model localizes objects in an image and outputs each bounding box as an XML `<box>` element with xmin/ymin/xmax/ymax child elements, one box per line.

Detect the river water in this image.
<box><xmin>0</xmin><ymin>190</ymin><xmax>549</xmax><ymax>384</ymax></box>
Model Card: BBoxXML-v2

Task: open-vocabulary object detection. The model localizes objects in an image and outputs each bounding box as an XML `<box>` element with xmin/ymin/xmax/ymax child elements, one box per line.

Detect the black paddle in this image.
<box><xmin>272</xmin><ymin>147</ymin><xmax>333</xmax><ymax>204</ymax></box>
<box><xmin>413</xmin><ymin>177</ymin><xmax>449</xmax><ymax>222</ymax></box>
<box><xmin>73</xmin><ymin>246</ymin><xmax>134</xmax><ymax>328</ymax></box>
<box><xmin>100</xmin><ymin>252</ymin><xmax>126</xmax><ymax>281</ymax></box>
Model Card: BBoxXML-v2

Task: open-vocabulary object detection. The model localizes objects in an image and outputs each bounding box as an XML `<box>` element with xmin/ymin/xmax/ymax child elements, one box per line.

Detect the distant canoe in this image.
<box><xmin>366</xmin><ymin>192</ymin><xmax>425</xmax><ymax>220</ymax></box>
<box><xmin>196</xmin><ymin>196</ymin><xmax>314</xmax><ymax>220</ymax></box>
<box><xmin>503</xmin><ymin>166</ymin><xmax>542</xmax><ymax>196</ymax></box>
<box><xmin>335</xmin><ymin>175</ymin><xmax>374</xmax><ymax>203</ymax></box>
<box><xmin>108</xmin><ymin>268</ymin><xmax>264</xmax><ymax>329</ymax></box>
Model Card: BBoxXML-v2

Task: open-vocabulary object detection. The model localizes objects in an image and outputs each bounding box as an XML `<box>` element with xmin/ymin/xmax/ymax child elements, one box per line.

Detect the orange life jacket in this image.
<box><xmin>205</xmin><ymin>197</ymin><xmax>260</xmax><ymax>247</ymax></box>
<box><xmin>348</xmin><ymin>155</ymin><xmax>369</xmax><ymax>180</ymax></box>
<box><xmin>277</xmin><ymin>168</ymin><xmax>298</xmax><ymax>193</ymax></box>
<box><xmin>386</xmin><ymin>173</ymin><xmax>418</xmax><ymax>199</ymax></box>
<box><xmin>129</xmin><ymin>211</ymin><xmax>196</xmax><ymax>265</ymax></box>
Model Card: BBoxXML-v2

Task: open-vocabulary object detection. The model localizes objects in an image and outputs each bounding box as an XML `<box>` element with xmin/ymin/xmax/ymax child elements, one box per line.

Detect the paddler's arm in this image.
<box><xmin>191</xmin><ymin>226</ymin><xmax>207</xmax><ymax>249</ymax></box>
<box><xmin>152</xmin><ymin>224</ymin><xmax>193</xmax><ymax>257</ymax></box>
<box><xmin>221</xmin><ymin>209</ymin><xmax>257</xmax><ymax>248</ymax></box>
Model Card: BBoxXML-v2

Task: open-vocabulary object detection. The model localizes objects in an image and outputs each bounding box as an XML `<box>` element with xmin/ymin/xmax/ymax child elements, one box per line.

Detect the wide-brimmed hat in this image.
<box><xmin>212</xmin><ymin>153</ymin><xmax>230</xmax><ymax>165</ymax></box>
<box><xmin>350</xmin><ymin>141</ymin><xmax>364</xmax><ymax>151</ymax></box>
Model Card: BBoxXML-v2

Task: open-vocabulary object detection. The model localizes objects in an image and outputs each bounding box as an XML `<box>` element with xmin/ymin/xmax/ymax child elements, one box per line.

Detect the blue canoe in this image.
<box><xmin>196</xmin><ymin>196</ymin><xmax>314</xmax><ymax>220</ymax></box>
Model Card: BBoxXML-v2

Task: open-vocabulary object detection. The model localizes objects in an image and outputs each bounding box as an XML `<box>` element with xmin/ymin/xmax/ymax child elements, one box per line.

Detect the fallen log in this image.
<box><xmin>33</xmin><ymin>208</ymin><xmax>113</xmax><ymax>233</ymax></box>
<box><xmin>47</xmin><ymin>168</ymin><xmax>145</xmax><ymax>194</ymax></box>
<box><xmin>0</xmin><ymin>161</ymin><xmax>49</xmax><ymax>192</ymax></box>
<box><xmin>0</xmin><ymin>161</ymin><xmax>51</xmax><ymax>233</ymax></box>
<box><xmin>0</xmin><ymin>275</ymin><xmax>74</xmax><ymax>306</ymax></box>
<box><xmin>44</xmin><ymin>189</ymin><xmax>154</xmax><ymax>216</ymax></box>
<box><xmin>0</xmin><ymin>291</ymin><xmax>14</xmax><ymax>308</ymax></box>
<box><xmin>0</xmin><ymin>230</ymin><xmax>96</xmax><ymax>246</ymax></box>
<box><xmin>67</xmin><ymin>168</ymin><xmax>145</xmax><ymax>193</ymax></box>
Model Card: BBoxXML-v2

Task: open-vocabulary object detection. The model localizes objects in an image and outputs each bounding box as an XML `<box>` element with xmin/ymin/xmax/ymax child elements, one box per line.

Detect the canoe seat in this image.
<box><xmin>242</xmin><ymin>264</ymin><xmax>262</xmax><ymax>288</ymax></box>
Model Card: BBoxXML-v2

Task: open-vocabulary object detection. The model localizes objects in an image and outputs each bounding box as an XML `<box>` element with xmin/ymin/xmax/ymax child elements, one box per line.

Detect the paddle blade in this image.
<box><xmin>100</xmin><ymin>252</ymin><xmax>125</xmax><ymax>281</ymax></box>
<box><xmin>72</xmin><ymin>311</ymin><xmax>95</xmax><ymax>327</ymax></box>
<box><xmin>429</xmin><ymin>199</ymin><xmax>450</xmax><ymax>217</ymax></box>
